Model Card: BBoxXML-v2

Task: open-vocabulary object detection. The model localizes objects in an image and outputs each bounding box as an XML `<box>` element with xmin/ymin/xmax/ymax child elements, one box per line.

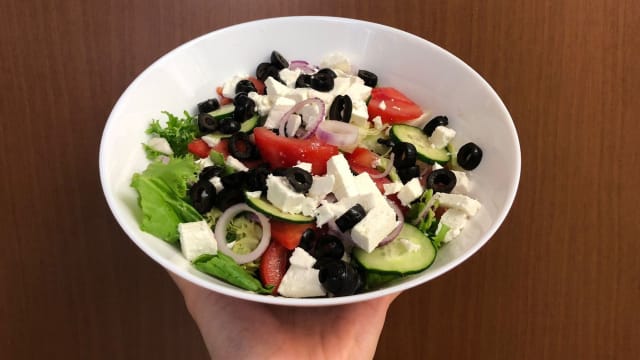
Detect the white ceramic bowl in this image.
<box><xmin>100</xmin><ymin>16</ymin><xmax>520</xmax><ymax>306</ymax></box>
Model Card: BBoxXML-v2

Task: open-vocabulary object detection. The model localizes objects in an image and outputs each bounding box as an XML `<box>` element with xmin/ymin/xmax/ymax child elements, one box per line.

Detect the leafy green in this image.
<box><xmin>146</xmin><ymin>111</ymin><xmax>199</xmax><ymax>157</ymax></box>
<box><xmin>130</xmin><ymin>157</ymin><xmax>202</xmax><ymax>243</ymax></box>
<box><xmin>431</xmin><ymin>224</ymin><xmax>450</xmax><ymax>249</ymax></box>
<box><xmin>142</xmin><ymin>143</ymin><xmax>165</xmax><ymax>160</ymax></box>
<box><xmin>193</xmin><ymin>253</ymin><xmax>272</xmax><ymax>294</ymax></box>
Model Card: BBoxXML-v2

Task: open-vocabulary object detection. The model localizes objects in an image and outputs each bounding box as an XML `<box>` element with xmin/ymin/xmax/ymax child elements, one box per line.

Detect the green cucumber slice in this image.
<box><xmin>245</xmin><ymin>194</ymin><xmax>314</xmax><ymax>224</ymax></box>
<box><xmin>389</xmin><ymin>124</ymin><xmax>450</xmax><ymax>164</ymax></box>
<box><xmin>353</xmin><ymin>223</ymin><xmax>436</xmax><ymax>275</ymax></box>
<box><xmin>208</xmin><ymin>104</ymin><xmax>235</xmax><ymax>119</ymax></box>
<box><xmin>202</xmin><ymin>114</ymin><xmax>260</xmax><ymax>141</ymax></box>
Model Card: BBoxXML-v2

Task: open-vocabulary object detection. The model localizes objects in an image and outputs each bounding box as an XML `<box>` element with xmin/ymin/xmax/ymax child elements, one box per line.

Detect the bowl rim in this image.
<box><xmin>99</xmin><ymin>15</ymin><xmax>521</xmax><ymax>306</ymax></box>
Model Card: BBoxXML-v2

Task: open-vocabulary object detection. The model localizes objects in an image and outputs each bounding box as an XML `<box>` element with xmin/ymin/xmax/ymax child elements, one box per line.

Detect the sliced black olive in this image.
<box><xmin>270</xmin><ymin>50</ymin><xmax>289</xmax><ymax>70</ymax></box>
<box><xmin>335</xmin><ymin>204</ymin><xmax>366</xmax><ymax>232</ymax></box>
<box><xmin>357</xmin><ymin>69</ymin><xmax>378</xmax><ymax>87</ymax></box>
<box><xmin>329</xmin><ymin>95</ymin><xmax>352</xmax><ymax>122</ymax></box>
<box><xmin>318</xmin><ymin>260</ymin><xmax>362</xmax><ymax>296</ymax></box>
<box><xmin>298</xmin><ymin>228</ymin><xmax>317</xmax><ymax>254</ymax></box>
<box><xmin>271</xmin><ymin>167</ymin><xmax>288</xmax><ymax>177</ymax></box>
<box><xmin>284</xmin><ymin>167</ymin><xmax>313</xmax><ymax>193</ymax></box>
<box><xmin>256</xmin><ymin>62</ymin><xmax>281</xmax><ymax>82</ymax></box>
<box><xmin>228</xmin><ymin>132</ymin><xmax>256</xmax><ymax>160</ymax></box>
<box><xmin>198</xmin><ymin>113</ymin><xmax>220</xmax><ymax>133</ymax></box>
<box><xmin>426</xmin><ymin>168</ymin><xmax>457</xmax><ymax>193</ymax></box>
<box><xmin>219</xmin><ymin>117</ymin><xmax>241</xmax><ymax>134</ymax></box>
<box><xmin>316</xmin><ymin>68</ymin><xmax>337</xmax><ymax>79</ymax></box>
<box><xmin>199</xmin><ymin>165</ymin><xmax>224</xmax><ymax>181</ymax></box>
<box><xmin>295</xmin><ymin>74</ymin><xmax>312</xmax><ymax>88</ymax></box>
<box><xmin>397</xmin><ymin>165</ymin><xmax>420</xmax><ymax>184</ymax></box>
<box><xmin>314</xmin><ymin>234</ymin><xmax>344</xmax><ymax>260</ymax></box>
<box><xmin>233</xmin><ymin>93</ymin><xmax>256</xmax><ymax>122</ymax></box>
<box><xmin>220</xmin><ymin>171</ymin><xmax>247</xmax><ymax>189</ymax></box>
<box><xmin>392</xmin><ymin>142</ymin><xmax>417</xmax><ymax>168</ymax></box>
<box><xmin>235</xmin><ymin>79</ymin><xmax>256</xmax><ymax>95</ymax></box>
<box><xmin>244</xmin><ymin>167</ymin><xmax>269</xmax><ymax>192</ymax></box>
<box><xmin>214</xmin><ymin>187</ymin><xmax>245</xmax><ymax>211</ymax></box>
<box><xmin>423</xmin><ymin>115</ymin><xmax>449</xmax><ymax>136</ymax></box>
<box><xmin>311</xmin><ymin>70</ymin><xmax>335</xmax><ymax>92</ymax></box>
<box><xmin>457</xmin><ymin>142</ymin><xmax>483</xmax><ymax>170</ymax></box>
<box><xmin>189</xmin><ymin>180</ymin><xmax>216</xmax><ymax>214</ymax></box>
<box><xmin>197</xmin><ymin>98</ymin><xmax>220</xmax><ymax>114</ymax></box>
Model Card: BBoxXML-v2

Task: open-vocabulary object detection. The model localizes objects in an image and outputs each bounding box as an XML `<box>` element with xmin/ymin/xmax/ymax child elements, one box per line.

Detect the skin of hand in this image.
<box><xmin>170</xmin><ymin>272</ymin><xmax>400</xmax><ymax>360</ymax></box>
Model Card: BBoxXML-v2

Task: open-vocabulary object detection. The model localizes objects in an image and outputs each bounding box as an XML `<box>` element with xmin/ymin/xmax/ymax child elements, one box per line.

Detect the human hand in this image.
<box><xmin>170</xmin><ymin>272</ymin><xmax>400</xmax><ymax>360</ymax></box>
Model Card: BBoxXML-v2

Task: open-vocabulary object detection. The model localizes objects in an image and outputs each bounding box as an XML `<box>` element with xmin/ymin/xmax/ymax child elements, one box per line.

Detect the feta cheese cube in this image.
<box><xmin>451</xmin><ymin>170</ymin><xmax>471</xmax><ymax>194</ymax></box>
<box><xmin>287</xmin><ymin>88</ymin><xmax>309</xmax><ymax>103</ymax></box>
<box><xmin>295</xmin><ymin>162</ymin><xmax>313</xmax><ymax>173</ymax></box>
<box><xmin>201</xmin><ymin>134</ymin><xmax>221</xmax><ymax>148</ymax></box>
<box><xmin>332</xmin><ymin>76</ymin><xmax>353</xmax><ymax>95</ymax></box>
<box><xmin>221</xmin><ymin>74</ymin><xmax>249</xmax><ymax>98</ymax></box>
<box><xmin>195</xmin><ymin>157</ymin><xmax>214</xmax><ymax>168</ymax></box>
<box><xmin>397</xmin><ymin>178</ymin><xmax>423</xmax><ymax>206</ymax></box>
<box><xmin>345</xmin><ymin>82</ymin><xmax>372</xmax><ymax>102</ymax></box>
<box><xmin>372</xmin><ymin>116</ymin><xmax>384</xmax><ymax>130</ymax></box>
<box><xmin>147</xmin><ymin>137</ymin><xmax>173</xmax><ymax>155</ymax></box>
<box><xmin>289</xmin><ymin>247</ymin><xmax>316</xmax><ymax>268</ymax></box>
<box><xmin>321</xmin><ymin>53</ymin><xmax>352</xmax><ymax>73</ymax></box>
<box><xmin>278</xmin><ymin>68</ymin><xmax>301</xmax><ymax>88</ymax></box>
<box><xmin>326</xmin><ymin>154</ymin><xmax>359</xmax><ymax>200</ymax></box>
<box><xmin>285</xmin><ymin>114</ymin><xmax>302</xmax><ymax>136</ymax></box>
<box><xmin>245</xmin><ymin>190</ymin><xmax>262</xmax><ymax>198</ymax></box>
<box><xmin>439</xmin><ymin>208</ymin><xmax>469</xmax><ymax>243</ymax></box>
<box><xmin>300</xmin><ymin>197</ymin><xmax>320</xmax><ymax>217</ymax></box>
<box><xmin>349</xmin><ymin>100</ymin><xmax>369</xmax><ymax>127</ymax></box>
<box><xmin>350</xmin><ymin>205</ymin><xmax>397</xmax><ymax>252</ymax></box>
<box><xmin>263</xmin><ymin>97</ymin><xmax>296</xmax><ymax>129</ymax></box>
<box><xmin>225</xmin><ymin>155</ymin><xmax>249</xmax><ymax>172</ymax></box>
<box><xmin>277</xmin><ymin>267</ymin><xmax>326</xmax><ymax>298</ymax></box>
<box><xmin>178</xmin><ymin>221</ymin><xmax>217</xmax><ymax>261</ymax></box>
<box><xmin>433</xmin><ymin>193</ymin><xmax>481</xmax><ymax>216</ymax></box>
<box><xmin>209</xmin><ymin>176</ymin><xmax>224</xmax><ymax>193</ymax></box>
<box><xmin>354</xmin><ymin>172</ymin><xmax>388</xmax><ymax>211</ymax></box>
<box><xmin>266</xmin><ymin>175</ymin><xmax>306</xmax><ymax>214</ymax></box>
<box><xmin>307</xmin><ymin>89</ymin><xmax>334</xmax><ymax>106</ymax></box>
<box><xmin>383</xmin><ymin>181</ymin><xmax>403</xmax><ymax>195</ymax></box>
<box><xmin>247</xmin><ymin>92</ymin><xmax>272</xmax><ymax>116</ymax></box>
<box><xmin>429</xmin><ymin>126</ymin><xmax>456</xmax><ymax>149</ymax></box>
<box><xmin>308</xmin><ymin>175</ymin><xmax>335</xmax><ymax>199</ymax></box>
<box><xmin>265</xmin><ymin>76</ymin><xmax>293</xmax><ymax>101</ymax></box>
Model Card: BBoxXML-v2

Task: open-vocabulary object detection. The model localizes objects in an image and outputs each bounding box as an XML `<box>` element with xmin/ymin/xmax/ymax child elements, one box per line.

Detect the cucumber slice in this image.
<box><xmin>353</xmin><ymin>223</ymin><xmax>436</xmax><ymax>275</ymax></box>
<box><xmin>208</xmin><ymin>104</ymin><xmax>235</xmax><ymax>120</ymax></box>
<box><xmin>245</xmin><ymin>194</ymin><xmax>315</xmax><ymax>224</ymax></box>
<box><xmin>202</xmin><ymin>114</ymin><xmax>260</xmax><ymax>141</ymax></box>
<box><xmin>389</xmin><ymin>124</ymin><xmax>450</xmax><ymax>164</ymax></box>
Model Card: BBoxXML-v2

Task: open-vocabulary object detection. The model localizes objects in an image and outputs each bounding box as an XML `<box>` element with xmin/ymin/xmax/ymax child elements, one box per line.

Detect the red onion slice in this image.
<box><xmin>315</xmin><ymin>120</ymin><xmax>359</xmax><ymax>147</ymax></box>
<box><xmin>214</xmin><ymin>203</ymin><xmax>271</xmax><ymax>264</ymax></box>
<box><xmin>377</xmin><ymin>200</ymin><xmax>405</xmax><ymax>247</ymax></box>
<box><xmin>279</xmin><ymin>98</ymin><xmax>326</xmax><ymax>139</ymax></box>
<box><xmin>370</xmin><ymin>153</ymin><xmax>395</xmax><ymax>179</ymax></box>
<box><xmin>289</xmin><ymin>60</ymin><xmax>318</xmax><ymax>74</ymax></box>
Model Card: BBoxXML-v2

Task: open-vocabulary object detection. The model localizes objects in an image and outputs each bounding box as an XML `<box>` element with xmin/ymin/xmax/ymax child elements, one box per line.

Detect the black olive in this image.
<box><xmin>316</xmin><ymin>68</ymin><xmax>337</xmax><ymax>79</ymax></box>
<box><xmin>397</xmin><ymin>165</ymin><xmax>420</xmax><ymax>184</ymax></box>
<box><xmin>392</xmin><ymin>142</ymin><xmax>417</xmax><ymax>168</ymax></box>
<box><xmin>245</xmin><ymin>167</ymin><xmax>270</xmax><ymax>192</ymax></box>
<box><xmin>298</xmin><ymin>228</ymin><xmax>317</xmax><ymax>254</ymax></box>
<box><xmin>221</xmin><ymin>171</ymin><xmax>247</xmax><ymax>189</ymax></box>
<box><xmin>256</xmin><ymin>62</ymin><xmax>273</xmax><ymax>81</ymax></box>
<box><xmin>311</xmin><ymin>70</ymin><xmax>335</xmax><ymax>92</ymax></box>
<box><xmin>318</xmin><ymin>260</ymin><xmax>362</xmax><ymax>296</ymax></box>
<box><xmin>189</xmin><ymin>180</ymin><xmax>216</xmax><ymax>214</ymax></box>
<box><xmin>197</xmin><ymin>113</ymin><xmax>220</xmax><ymax>134</ymax></box>
<box><xmin>295</xmin><ymin>74</ymin><xmax>312</xmax><ymax>88</ymax></box>
<box><xmin>314</xmin><ymin>234</ymin><xmax>344</xmax><ymax>260</ymax></box>
<box><xmin>284</xmin><ymin>167</ymin><xmax>313</xmax><ymax>193</ymax></box>
<box><xmin>457</xmin><ymin>142</ymin><xmax>483</xmax><ymax>170</ymax></box>
<box><xmin>270</xmin><ymin>50</ymin><xmax>289</xmax><ymax>70</ymax></box>
<box><xmin>329</xmin><ymin>95</ymin><xmax>352</xmax><ymax>122</ymax></box>
<box><xmin>219</xmin><ymin>117</ymin><xmax>241</xmax><ymax>134</ymax></box>
<box><xmin>197</xmin><ymin>98</ymin><xmax>220</xmax><ymax>114</ymax></box>
<box><xmin>335</xmin><ymin>204</ymin><xmax>366</xmax><ymax>232</ymax></box>
<box><xmin>423</xmin><ymin>115</ymin><xmax>449</xmax><ymax>136</ymax></box>
<box><xmin>377</xmin><ymin>138</ymin><xmax>394</xmax><ymax>147</ymax></box>
<box><xmin>235</xmin><ymin>79</ymin><xmax>257</xmax><ymax>95</ymax></box>
<box><xmin>271</xmin><ymin>167</ymin><xmax>288</xmax><ymax>177</ymax></box>
<box><xmin>199</xmin><ymin>165</ymin><xmax>224</xmax><ymax>181</ymax></box>
<box><xmin>426</xmin><ymin>168</ymin><xmax>457</xmax><ymax>193</ymax></box>
<box><xmin>214</xmin><ymin>187</ymin><xmax>245</xmax><ymax>211</ymax></box>
<box><xmin>228</xmin><ymin>132</ymin><xmax>256</xmax><ymax>160</ymax></box>
<box><xmin>233</xmin><ymin>93</ymin><xmax>256</xmax><ymax>122</ymax></box>
<box><xmin>357</xmin><ymin>69</ymin><xmax>378</xmax><ymax>87</ymax></box>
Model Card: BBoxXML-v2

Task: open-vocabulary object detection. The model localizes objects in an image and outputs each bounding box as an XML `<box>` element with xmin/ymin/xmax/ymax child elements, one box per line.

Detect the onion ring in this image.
<box><xmin>279</xmin><ymin>98</ymin><xmax>326</xmax><ymax>139</ymax></box>
<box><xmin>214</xmin><ymin>203</ymin><xmax>271</xmax><ymax>264</ymax></box>
<box><xmin>289</xmin><ymin>60</ymin><xmax>318</xmax><ymax>74</ymax></box>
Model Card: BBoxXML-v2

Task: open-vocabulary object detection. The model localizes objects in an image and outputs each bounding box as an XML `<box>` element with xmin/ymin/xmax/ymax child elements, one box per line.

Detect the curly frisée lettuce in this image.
<box><xmin>130</xmin><ymin>157</ymin><xmax>202</xmax><ymax>243</ymax></box>
<box><xmin>146</xmin><ymin>111</ymin><xmax>199</xmax><ymax>157</ymax></box>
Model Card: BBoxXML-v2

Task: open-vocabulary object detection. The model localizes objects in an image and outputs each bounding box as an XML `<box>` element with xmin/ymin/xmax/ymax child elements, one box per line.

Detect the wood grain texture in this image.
<box><xmin>0</xmin><ymin>0</ymin><xmax>637</xmax><ymax>359</ymax></box>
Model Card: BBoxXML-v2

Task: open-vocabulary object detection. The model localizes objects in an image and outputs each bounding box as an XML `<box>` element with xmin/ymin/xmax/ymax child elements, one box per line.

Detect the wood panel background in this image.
<box><xmin>0</xmin><ymin>0</ymin><xmax>638</xmax><ymax>359</ymax></box>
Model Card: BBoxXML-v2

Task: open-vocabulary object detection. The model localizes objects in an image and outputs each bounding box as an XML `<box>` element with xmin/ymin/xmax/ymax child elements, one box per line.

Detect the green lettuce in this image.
<box><xmin>130</xmin><ymin>157</ymin><xmax>202</xmax><ymax>243</ymax></box>
<box><xmin>193</xmin><ymin>253</ymin><xmax>272</xmax><ymax>294</ymax></box>
<box><xmin>146</xmin><ymin>111</ymin><xmax>199</xmax><ymax>157</ymax></box>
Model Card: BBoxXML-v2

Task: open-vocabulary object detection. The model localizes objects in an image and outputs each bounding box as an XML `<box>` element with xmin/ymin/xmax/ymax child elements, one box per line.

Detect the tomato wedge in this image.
<box><xmin>344</xmin><ymin>147</ymin><xmax>380</xmax><ymax>169</ymax></box>
<box><xmin>259</xmin><ymin>240</ymin><xmax>290</xmax><ymax>294</ymax></box>
<box><xmin>187</xmin><ymin>139</ymin><xmax>211</xmax><ymax>158</ymax></box>
<box><xmin>270</xmin><ymin>220</ymin><xmax>314</xmax><ymax>250</ymax></box>
<box><xmin>367</xmin><ymin>87</ymin><xmax>423</xmax><ymax>124</ymax></box>
<box><xmin>253</xmin><ymin>127</ymin><xmax>339</xmax><ymax>175</ymax></box>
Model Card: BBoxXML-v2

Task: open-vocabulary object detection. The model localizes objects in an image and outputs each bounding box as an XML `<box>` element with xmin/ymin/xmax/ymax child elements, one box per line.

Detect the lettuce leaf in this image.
<box><xmin>193</xmin><ymin>253</ymin><xmax>272</xmax><ymax>294</ymax></box>
<box><xmin>131</xmin><ymin>157</ymin><xmax>202</xmax><ymax>243</ymax></box>
<box><xmin>146</xmin><ymin>111</ymin><xmax>199</xmax><ymax>157</ymax></box>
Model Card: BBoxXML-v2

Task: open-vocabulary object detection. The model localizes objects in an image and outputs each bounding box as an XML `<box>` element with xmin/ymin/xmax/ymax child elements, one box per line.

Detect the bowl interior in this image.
<box><xmin>100</xmin><ymin>16</ymin><xmax>520</xmax><ymax>306</ymax></box>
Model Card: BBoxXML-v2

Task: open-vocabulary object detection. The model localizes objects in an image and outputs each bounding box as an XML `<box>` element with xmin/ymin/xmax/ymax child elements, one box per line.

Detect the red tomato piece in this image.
<box><xmin>187</xmin><ymin>139</ymin><xmax>211</xmax><ymax>158</ymax></box>
<box><xmin>344</xmin><ymin>147</ymin><xmax>380</xmax><ymax>169</ymax></box>
<box><xmin>210</xmin><ymin>138</ymin><xmax>229</xmax><ymax>157</ymax></box>
<box><xmin>253</xmin><ymin>127</ymin><xmax>339</xmax><ymax>175</ymax></box>
<box><xmin>269</xmin><ymin>220</ymin><xmax>314</xmax><ymax>250</ymax></box>
<box><xmin>248</xmin><ymin>76</ymin><xmax>265</xmax><ymax>95</ymax></box>
<box><xmin>367</xmin><ymin>87</ymin><xmax>423</xmax><ymax>124</ymax></box>
<box><xmin>259</xmin><ymin>240</ymin><xmax>290</xmax><ymax>294</ymax></box>
<box><xmin>216</xmin><ymin>86</ymin><xmax>233</xmax><ymax>105</ymax></box>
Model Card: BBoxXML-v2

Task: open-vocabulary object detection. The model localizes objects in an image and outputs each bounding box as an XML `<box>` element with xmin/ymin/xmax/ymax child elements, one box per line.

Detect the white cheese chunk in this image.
<box><xmin>278</xmin><ymin>248</ymin><xmax>326</xmax><ymax>298</ymax></box>
<box><xmin>279</xmin><ymin>68</ymin><xmax>301</xmax><ymax>88</ymax></box>
<box><xmin>147</xmin><ymin>137</ymin><xmax>173</xmax><ymax>155</ymax></box>
<box><xmin>308</xmin><ymin>175</ymin><xmax>335</xmax><ymax>199</ymax></box>
<box><xmin>321</xmin><ymin>53</ymin><xmax>352</xmax><ymax>73</ymax></box>
<box><xmin>200</xmin><ymin>134</ymin><xmax>221</xmax><ymax>148</ymax></box>
<box><xmin>354</xmin><ymin>172</ymin><xmax>388</xmax><ymax>211</ymax></box>
<box><xmin>289</xmin><ymin>247</ymin><xmax>316</xmax><ymax>268</ymax></box>
<box><xmin>397</xmin><ymin>178</ymin><xmax>423</xmax><ymax>206</ymax></box>
<box><xmin>265</xmin><ymin>76</ymin><xmax>293</xmax><ymax>101</ymax></box>
<box><xmin>432</xmin><ymin>162</ymin><xmax>444</xmax><ymax>171</ymax></box>
<box><xmin>300</xmin><ymin>197</ymin><xmax>320</xmax><ymax>217</ymax></box>
<box><xmin>433</xmin><ymin>193</ymin><xmax>481</xmax><ymax>216</ymax></box>
<box><xmin>285</xmin><ymin>114</ymin><xmax>302</xmax><ymax>136</ymax></box>
<box><xmin>439</xmin><ymin>208</ymin><xmax>469</xmax><ymax>243</ymax></box>
<box><xmin>245</xmin><ymin>190</ymin><xmax>262</xmax><ymax>198</ymax></box>
<box><xmin>326</xmin><ymin>153</ymin><xmax>359</xmax><ymax>200</ymax></box>
<box><xmin>372</xmin><ymin>116</ymin><xmax>384</xmax><ymax>130</ymax></box>
<box><xmin>429</xmin><ymin>126</ymin><xmax>456</xmax><ymax>149</ymax></box>
<box><xmin>195</xmin><ymin>157</ymin><xmax>214</xmax><ymax>168</ymax></box>
<box><xmin>263</xmin><ymin>97</ymin><xmax>296</xmax><ymax>129</ymax></box>
<box><xmin>307</xmin><ymin>89</ymin><xmax>334</xmax><ymax>106</ymax></box>
<box><xmin>332</xmin><ymin>76</ymin><xmax>353</xmax><ymax>95</ymax></box>
<box><xmin>225</xmin><ymin>156</ymin><xmax>249</xmax><ymax>172</ymax></box>
<box><xmin>451</xmin><ymin>170</ymin><xmax>471</xmax><ymax>194</ymax></box>
<box><xmin>221</xmin><ymin>74</ymin><xmax>249</xmax><ymax>98</ymax></box>
<box><xmin>178</xmin><ymin>221</ymin><xmax>217</xmax><ymax>261</ymax></box>
<box><xmin>349</xmin><ymin>100</ymin><xmax>369</xmax><ymax>127</ymax></box>
<box><xmin>383</xmin><ymin>181</ymin><xmax>403</xmax><ymax>195</ymax></box>
<box><xmin>345</xmin><ymin>82</ymin><xmax>372</xmax><ymax>102</ymax></box>
<box><xmin>247</xmin><ymin>92</ymin><xmax>271</xmax><ymax>116</ymax></box>
<box><xmin>287</xmin><ymin>88</ymin><xmax>309</xmax><ymax>103</ymax></box>
<box><xmin>295</xmin><ymin>162</ymin><xmax>313</xmax><ymax>173</ymax></box>
<box><xmin>209</xmin><ymin>176</ymin><xmax>224</xmax><ymax>193</ymax></box>
<box><xmin>266</xmin><ymin>175</ymin><xmax>306</xmax><ymax>214</ymax></box>
<box><xmin>350</xmin><ymin>204</ymin><xmax>397</xmax><ymax>253</ymax></box>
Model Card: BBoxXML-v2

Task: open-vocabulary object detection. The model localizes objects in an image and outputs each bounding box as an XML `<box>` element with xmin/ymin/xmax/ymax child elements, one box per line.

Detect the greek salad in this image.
<box><xmin>131</xmin><ymin>51</ymin><xmax>484</xmax><ymax>297</ymax></box>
